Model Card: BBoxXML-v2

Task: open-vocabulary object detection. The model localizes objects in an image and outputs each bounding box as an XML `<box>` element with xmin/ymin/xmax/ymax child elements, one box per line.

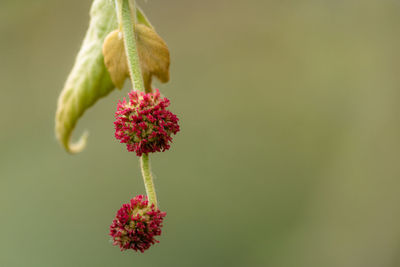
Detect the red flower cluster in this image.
<box><xmin>109</xmin><ymin>195</ymin><xmax>166</xmax><ymax>252</ymax></box>
<box><xmin>114</xmin><ymin>89</ymin><xmax>180</xmax><ymax>156</ymax></box>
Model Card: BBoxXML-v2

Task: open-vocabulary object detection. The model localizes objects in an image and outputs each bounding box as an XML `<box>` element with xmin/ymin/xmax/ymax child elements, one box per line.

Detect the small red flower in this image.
<box><xmin>114</xmin><ymin>89</ymin><xmax>180</xmax><ymax>156</ymax></box>
<box><xmin>109</xmin><ymin>195</ymin><xmax>166</xmax><ymax>252</ymax></box>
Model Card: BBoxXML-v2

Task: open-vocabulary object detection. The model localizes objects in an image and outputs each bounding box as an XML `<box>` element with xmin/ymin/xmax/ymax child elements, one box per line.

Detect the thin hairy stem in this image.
<box><xmin>118</xmin><ymin>0</ymin><xmax>158</xmax><ymax>206</ymax></box>
<box><xmin>120</xmin><ymin>0</ymin><xmax>145</xmax><ymax>92</ymax></box>
<box><xmin>140</xmin><ymin>154</ymin><xmax>157</xmax><ymax>206</ymax></box>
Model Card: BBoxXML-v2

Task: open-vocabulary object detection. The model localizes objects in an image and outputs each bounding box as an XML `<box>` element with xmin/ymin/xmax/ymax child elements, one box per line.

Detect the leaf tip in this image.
<box><xmin>65</xmin><ymin>131</ymin><xmax>89</xmax><ymax>154</ymax></box>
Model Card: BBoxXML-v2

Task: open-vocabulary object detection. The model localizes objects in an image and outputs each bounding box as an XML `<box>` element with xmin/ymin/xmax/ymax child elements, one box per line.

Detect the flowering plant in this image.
<box><xmin>55</xmin><ymin>0</ymin><xmax>180</xmax><ymax>253</ymax></box>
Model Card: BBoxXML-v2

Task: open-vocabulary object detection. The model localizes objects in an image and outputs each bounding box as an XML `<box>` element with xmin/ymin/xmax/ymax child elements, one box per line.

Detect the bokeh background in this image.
<box><xmin>1</xmin><ymin>0</ymin><xmax>400</xmax><ymax>266</ymax></box>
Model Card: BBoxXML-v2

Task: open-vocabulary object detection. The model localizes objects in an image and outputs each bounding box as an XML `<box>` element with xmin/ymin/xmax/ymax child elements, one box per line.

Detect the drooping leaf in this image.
<box><xmin>103</xmin><ymin>24</ymin><xmax>170</xmax><ymax>93</ymax></box>
<box><xmin>55</xmin><ymin>0</ymin><xmax>118</xmax><ymax>153</ymax></box>
<box><xmin>136</xmin><ymin>24</ymin><xmax>170</xmax><ymax>91</ymax></box>
<box><xmin>102</xmin><ymin>30</ymin><xmax>128</xmax><ymax>89</ymax></box>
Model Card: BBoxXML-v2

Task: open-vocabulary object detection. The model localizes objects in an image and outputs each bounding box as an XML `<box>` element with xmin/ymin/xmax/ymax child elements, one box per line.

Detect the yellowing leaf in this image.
<box><xmin>102</xmin><ymin>24</ymin><xmax>170</xmax><ymax>92</ymax></box>
<box><xmin>103</xmin><ymin>30</ymin><xmax>128</xmax><ymax>89</ymax></box>
<box><xmin>136</xmin><ymin>24</ymin><xmax>170</xmax><ymax>91</ymax></box>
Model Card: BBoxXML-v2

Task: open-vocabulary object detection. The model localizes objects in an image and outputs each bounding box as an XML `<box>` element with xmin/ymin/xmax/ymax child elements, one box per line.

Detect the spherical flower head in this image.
<box><xmin>109</xmin><ymin>195</ymin><xmax>166</xmax><ymax>252</ymax></box>
<box><xmin>114</xmin><ymin>89</ymin><xmax>180</xmax><ymax>156</ymax></box>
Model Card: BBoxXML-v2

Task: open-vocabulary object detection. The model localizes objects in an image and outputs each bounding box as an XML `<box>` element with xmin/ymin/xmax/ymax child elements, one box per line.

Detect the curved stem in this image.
<box><xmin>120</xmin><ymin>0</ymin><xmax>145</xmax><ymax>92</ymax></box>
<box><xmin>140</xmin><ymin>154</ymin><xmax>157</xmax><ymax>207</ymax></box>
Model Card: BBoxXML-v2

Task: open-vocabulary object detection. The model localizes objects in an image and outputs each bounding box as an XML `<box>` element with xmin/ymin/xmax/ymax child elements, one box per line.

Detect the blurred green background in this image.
<box><xmin>1</xmin><ymin>0</ymin><xmax>400</xmax><ymax>266</ymax></box>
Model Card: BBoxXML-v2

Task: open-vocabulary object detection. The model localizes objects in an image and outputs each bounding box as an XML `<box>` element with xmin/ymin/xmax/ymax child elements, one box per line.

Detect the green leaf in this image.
<box><xmin>55</xmin><ymin>0</ymin><xmax>118</xmax><ymax>153</ymax></box>
<box><xmin>136</xmin><ymin>7</ymin><xmax>153</xmax><ymax>29</ymax></box>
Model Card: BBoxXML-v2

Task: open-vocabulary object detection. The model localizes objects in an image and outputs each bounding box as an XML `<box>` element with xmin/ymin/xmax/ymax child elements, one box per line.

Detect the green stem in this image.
<box><xmin>120</xmin><ymin>0</ymin><xmax>145</xmax><ymax>92</ymax></box>
<box><xmin>118</xmin><ymin>0</ymin><xmax>158</xmax><ymax>207</ymax></box>
<box><xmin>140</xmin><ymin>154</ymin><xmax>157</xmax><ymax>207</ymax></box>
